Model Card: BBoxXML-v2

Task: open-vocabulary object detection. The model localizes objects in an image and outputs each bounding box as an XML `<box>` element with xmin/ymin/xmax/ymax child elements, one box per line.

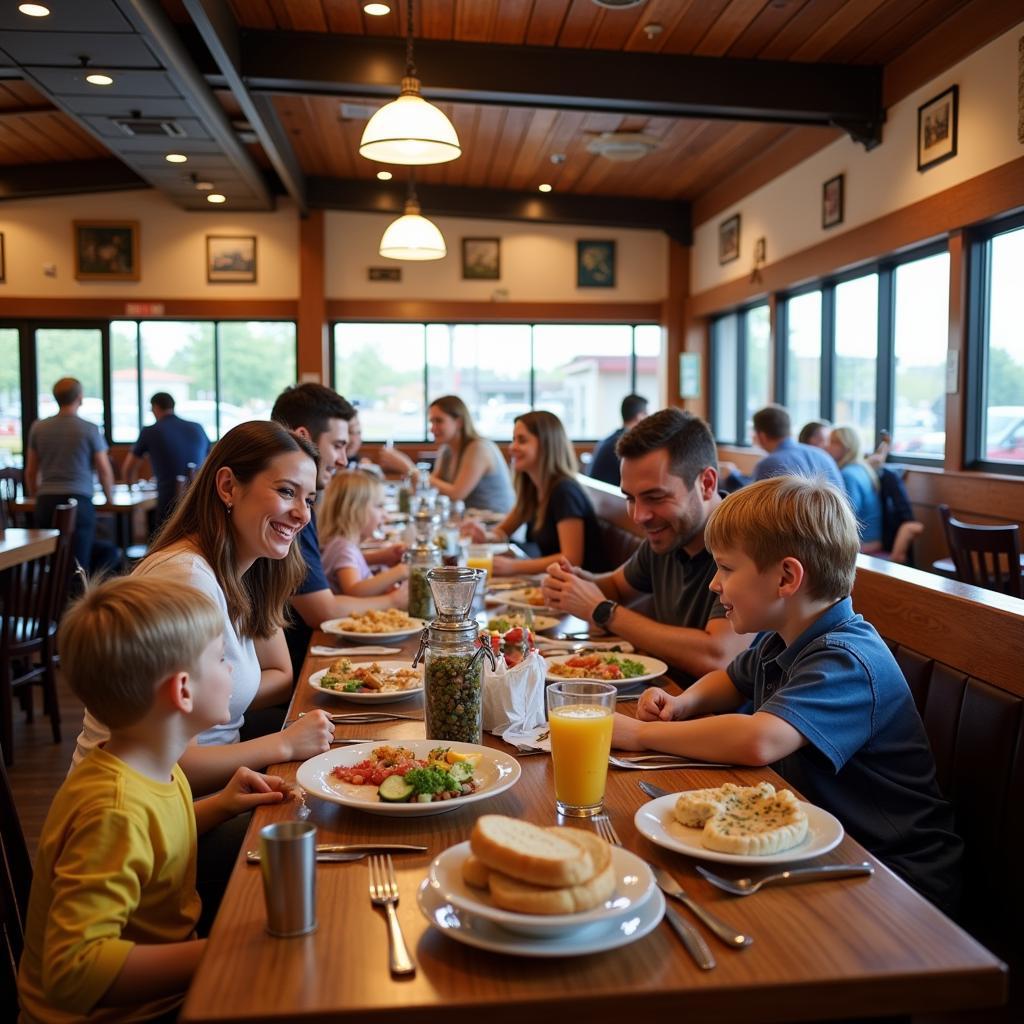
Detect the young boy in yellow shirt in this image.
<box><xmin>18</xmin><ymin>576</ymin><xmax>292</xmax><ymax>1023</ymax></box>
<box><xmin>613</xmin><ymin>476</ymin><xmax>961</xmax><ymax>911</ymax></box>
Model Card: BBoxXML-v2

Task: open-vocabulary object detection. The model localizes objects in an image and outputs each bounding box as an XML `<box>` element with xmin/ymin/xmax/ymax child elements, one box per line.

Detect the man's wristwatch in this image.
<box><xmin>592</xmin><ymin>599</ymin><xmax>618</xmax><ymax>628</ymax></box>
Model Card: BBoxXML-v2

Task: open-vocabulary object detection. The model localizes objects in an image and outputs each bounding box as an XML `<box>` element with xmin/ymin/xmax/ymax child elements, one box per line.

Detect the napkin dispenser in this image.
<box><xmin>482</xmin><ymin>651</ymin><xmax>547</xmax><ymax>739</ymax></box>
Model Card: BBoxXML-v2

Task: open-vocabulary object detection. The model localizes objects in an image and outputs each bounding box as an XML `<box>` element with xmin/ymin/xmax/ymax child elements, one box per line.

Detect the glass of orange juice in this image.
<box><xmin>465</xmin><ymin>543</ymin><xmax>493</xmax><ymax>585</ymax></box>
<box><xmin>546</xmin><ymin>681</ymin><xmax>617</xmax><ymax>817</ymax></box>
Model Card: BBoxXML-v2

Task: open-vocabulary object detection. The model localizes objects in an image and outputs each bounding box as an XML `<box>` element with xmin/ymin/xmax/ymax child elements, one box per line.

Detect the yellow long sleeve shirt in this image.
<box><xmin>18</xmin><ymin>746</ymin><xmax>201</xmax><ymax>1023</ymax></box>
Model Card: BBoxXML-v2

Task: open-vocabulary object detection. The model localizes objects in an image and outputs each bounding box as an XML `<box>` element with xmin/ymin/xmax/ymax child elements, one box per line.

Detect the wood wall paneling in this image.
<box><xmin>661</xmin><ymin>238</ymin><xmax>689</xmax><ymax>410</ymax></box>
<box><xmin>0</xmin><ymin>298</ymin><xmax>298</xmax><ymax>319</ymax></box>
<box><xmin>298</xmin><ymin>208</ymin><xmax>328</xmax><ymax>382</ymax></box>
<box><xmin>325</xmin><ymin>300</ymin><xmax>661</xmax><ymax>323</ymax></box>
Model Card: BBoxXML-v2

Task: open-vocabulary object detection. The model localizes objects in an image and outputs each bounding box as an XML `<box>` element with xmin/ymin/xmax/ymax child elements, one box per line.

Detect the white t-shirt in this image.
<box><xmin>71</xmin><ymin>547</ymin><xmax>261</xmax><ymax>768</ymax></box>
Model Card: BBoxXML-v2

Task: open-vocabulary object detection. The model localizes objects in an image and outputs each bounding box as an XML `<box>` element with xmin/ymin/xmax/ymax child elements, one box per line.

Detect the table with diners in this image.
<box><xmin>180</xmin><ymin>622</ymin><xmax>1006</xmax><ymax>1024</ymax></box>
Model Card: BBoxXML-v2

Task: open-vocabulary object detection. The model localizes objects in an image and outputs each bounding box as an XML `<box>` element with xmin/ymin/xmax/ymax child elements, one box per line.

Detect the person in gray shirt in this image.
<box><xmin>541</xmin><ymin>409</ymin><xmax>752</xmax><ymax>685</ymax></box>
<box><xmin>25</xmin><ymin>378</ymin><xmax>114</xmax><ymax>571</ymax></box>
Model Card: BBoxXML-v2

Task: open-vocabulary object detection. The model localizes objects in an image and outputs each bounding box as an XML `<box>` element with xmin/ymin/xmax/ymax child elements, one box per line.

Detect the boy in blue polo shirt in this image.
<box><xmin>613</xmin><ymin>475</ymin><xmax>962</xmax><ymax>912</ymax></box>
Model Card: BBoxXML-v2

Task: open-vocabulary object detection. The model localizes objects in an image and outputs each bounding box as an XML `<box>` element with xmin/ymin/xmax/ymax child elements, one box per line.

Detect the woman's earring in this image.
<box><xmin>226</xmin><ymin>502</ymin><xmax>233</xmax><ymax>514</ymax></box>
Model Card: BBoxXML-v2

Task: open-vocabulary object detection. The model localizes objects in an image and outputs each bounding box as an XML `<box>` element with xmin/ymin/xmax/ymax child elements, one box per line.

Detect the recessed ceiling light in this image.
<box><xmin>364</xmin><ymin>3</ymin><xmax>391</xmax><ymax>14</ymax></box>
<box><xmin>18</xmin><ymin>3</ymin><xmax>51</xmax><ymax>16</ymax></box>
<box><xmin>165</xmin><ymin>153</ymin><xmax>188</xmax><ymax>164</ymax></box>
<box><xmin>85</xmin><ymin>72</ymin><xmax>114</xmax><ymax>86</ymax></box>
<box><xmin>377</xmin><ymin>170</ymin><xmax>393</xmax><ymax>181</ymax></box>
<box><xmin>206</xmin><ymin>193</ymin><xmax>226</xmax><ymax>204</ymax></box>
<box><xmin>538</xmin><ymin>183</ymin><xmax>553</xmax><ymax>193</ymax></box>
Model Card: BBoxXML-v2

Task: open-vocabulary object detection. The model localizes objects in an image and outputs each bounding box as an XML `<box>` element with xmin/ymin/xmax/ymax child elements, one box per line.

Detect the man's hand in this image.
<box><xmin>636</xmin><ymin>686</ymin><xmax>682</xmax><ymax>722</ymax></box>
<box><xmin>541</xmin><ymin>559</ymin><xmax>604</xmax><ymax>621</ymax></box>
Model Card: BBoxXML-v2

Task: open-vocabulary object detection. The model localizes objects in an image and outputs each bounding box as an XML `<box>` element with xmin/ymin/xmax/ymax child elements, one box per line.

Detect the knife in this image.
<box><xmin>639</xmin><ymin>780</ymin><xmax>670</xmax><ymax>799</ymax></box>
<box><xmin>662</xmin><ymin>902</ymin><xmax>716</xmax><ymax>970</ymax></box>
<box><xmin>649</xmin><ymin>864</ymin><xmax>753</xmax><ymax>949</ymax></box>
<box><xmin>246</xmin><ymin>843</ymin><xmax>427</xmax><ymax>864</ymax></box>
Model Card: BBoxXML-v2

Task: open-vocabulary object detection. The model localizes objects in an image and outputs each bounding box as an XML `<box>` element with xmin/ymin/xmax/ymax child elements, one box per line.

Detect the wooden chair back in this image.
<box><xmin>0</xmin><ymin>470</ymin><xmax>22</xmax><ymax>530</ymax></box>
<box><xmin>938</xmin><ymin>504</ymin><xmax>1022</xmax><ymax>598</ymax></box>
<box><xmin>0</xmin><ymin>752</ymin><xmax>30</xmax><ymax>1011</ymax></box>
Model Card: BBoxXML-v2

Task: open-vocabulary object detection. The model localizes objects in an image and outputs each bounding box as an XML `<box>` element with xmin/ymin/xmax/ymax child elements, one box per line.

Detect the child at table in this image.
<box><xmin>18</xmin><ymin>576</ymin><xmax>291</xmax><ymax>1023</ymax></box>
<box><xmin>612</xmin><ymin>476</ymin><xmax>962</xmax><ymax>912</ymax></box>
<box><xmin>318</xmin><ymin>469</ymin><xmax>407</xmax><ymax>597</ymax></box>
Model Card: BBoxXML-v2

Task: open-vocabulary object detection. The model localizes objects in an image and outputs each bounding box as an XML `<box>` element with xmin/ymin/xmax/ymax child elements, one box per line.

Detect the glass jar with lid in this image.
<box><xmin>407</xmin><ymin>499</ymin><xmax>440</xmax><ymax>620</ymax></box>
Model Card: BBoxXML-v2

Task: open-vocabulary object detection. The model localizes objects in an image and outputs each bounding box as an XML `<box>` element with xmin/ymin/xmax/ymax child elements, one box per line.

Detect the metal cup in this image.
<box><xmin>259</xmin><ymin>821</ymin><xmax>317</xmax><ymax>937</ymax></box>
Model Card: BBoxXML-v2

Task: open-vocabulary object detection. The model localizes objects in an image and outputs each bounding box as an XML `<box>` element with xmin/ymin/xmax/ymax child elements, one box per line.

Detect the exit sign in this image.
<box><xmin>124</xmin><ymin>302</ymin><xmax>165</xmax><ymax>316</ymax></box>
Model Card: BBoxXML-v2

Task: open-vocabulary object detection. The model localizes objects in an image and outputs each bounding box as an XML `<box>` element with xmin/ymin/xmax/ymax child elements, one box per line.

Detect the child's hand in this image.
<box><xmin>637</xmin><ymin>686</ymin><xmax>677</xmax><ymax>722</ymax></box>
<box><xmin>387</xmin><ymin>580</ymin><xmax>409</xmax><ymax>607</ymax></box>
<box><xmin>611</xmin><ymin>712</ymin><xmax>648</xmax><ymax>751</ymax></box>
<box><xmin>219</xmin><ymin>767</ymin><xmax>289</xmax><ymax>817</ymax></box>
<box><xmin>382</xmin><ymin>543</ymin><xmax>406</xmax><ymax>567</ymax></box>
<box><xmin>280</xmin><ymin>709</ymin><xmax>334</xmax><ymax>761</ymax></box>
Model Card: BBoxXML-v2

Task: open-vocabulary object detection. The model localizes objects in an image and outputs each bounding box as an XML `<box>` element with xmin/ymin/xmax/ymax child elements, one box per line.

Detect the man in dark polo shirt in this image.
<box><xmin>542</xmin><ymin>408</ymin><xmax>752</xmax><ymax>684</ymax></box>
<box><xmin>122</xmin><ymin>392</ymin><xmax>209</xmax><ymax>525</ymax></box>
<box><xmin>271</xmin><ymin>383</ymin><xmax>407</xmax><ymax>677</ymax></box>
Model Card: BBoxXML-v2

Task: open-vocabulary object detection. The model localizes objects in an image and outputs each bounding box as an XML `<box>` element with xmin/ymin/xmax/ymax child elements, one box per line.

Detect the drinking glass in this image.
<box><xmin>546</xmin><ymin>681</ymin><xmax>617</xmax><ymax>817</ymax></box>
<box><xmin>465</xmin><ymin>543</ymin><xmax>493</xmax><ymax>580</ymax></box>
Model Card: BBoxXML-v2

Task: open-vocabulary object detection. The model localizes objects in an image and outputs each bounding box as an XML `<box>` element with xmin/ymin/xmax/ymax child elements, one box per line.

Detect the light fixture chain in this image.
<box><xmin>405</xmin><ymin>0</ymin><xmax>416</xmax><ymax>79</ymax></box>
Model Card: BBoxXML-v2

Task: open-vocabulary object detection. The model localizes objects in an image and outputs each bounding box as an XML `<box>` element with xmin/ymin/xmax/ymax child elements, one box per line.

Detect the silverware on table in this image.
<box><xmin>330</xmin><ymin>736</ymin><xmax>389</xmax><ymax>745</ymax></box>
<box><xmin>638</xmin><ymin>780</ymin><xmax>670</xmax><ymax>799</ymax></box>
<box><xmin>696</xmin><ymin>861</ymin><xmax>874</xmax><ymax>896</ymax></box>
<box><xmin>246</xmin><ymin>843</ymin><xmax>427</xmax><ymax>864</ymax></box>
<box><xmin>609</xmin><ymin>755</ymin><xmax>734</xmax><ymax>770</ymax></box>
<box><xmin>593</xmin><ymin>814</ymin><xmax>715</xmax><ymax>970</ymax></box>
<box><xmin>648</xmin><ymin>864</ymin><xmax>752</xmax><ymax>949</ymax></box>
<box><xmin>368</xmin><ymin>854</ymin><xmax>416</xmax><ymax>976</ymax></box>
<box><xmin>287</xmin><ymin>711</ymin><xmax>424</xmax><ymax>726</ymax></box>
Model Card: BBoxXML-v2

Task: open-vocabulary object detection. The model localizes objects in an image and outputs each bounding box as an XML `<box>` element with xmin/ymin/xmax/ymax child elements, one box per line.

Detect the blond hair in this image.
<box><xmin>319</xmin><ymin>469</ymin><xmax>383</xmax><ymax>545</ymax></box>
<box><xmin>830</xmin><ymin>424</ymin><xmax>879</xmax><ymax>491</ymax></box>
<box><xmin>704</xmin><ymin>476</ymin><xmax>859</xmax><ymax>601</ymax></box>
<box><xmin>58</xmin><ymin>575</ymin><xmax>222</xmax><ymax>729</ymax></box>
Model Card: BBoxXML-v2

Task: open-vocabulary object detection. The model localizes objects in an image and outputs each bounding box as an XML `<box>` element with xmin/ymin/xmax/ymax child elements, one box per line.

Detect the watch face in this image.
<box><xmin>595</xmin><ymin>600</ymin><xmax>613</xmax><ymax>626</ymax></box>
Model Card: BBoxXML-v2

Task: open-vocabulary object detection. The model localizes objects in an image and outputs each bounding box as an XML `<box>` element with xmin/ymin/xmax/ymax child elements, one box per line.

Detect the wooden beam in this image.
<box><xmin>307</xmin><ymin>177</ymin><xmax>691</xmax><ymax>243</ymax></box>
<box><xmin>187</xmin><ymin>28</ymin><xmax>883</xmax><ymax>141</ymax></box>
<box><xmin>0</xmin><ymin>159</ymin><xmax>146</xmax><ymax>200</ymax></box>
<box><xmin>327</xmin><ymin>300</ymin><xmax>660</xmax><ymax>323</ymax></box>
<box><xmin>298</xmin><ymin>209</ymin><xmax>328</xmax><ymax>384</ymax></box>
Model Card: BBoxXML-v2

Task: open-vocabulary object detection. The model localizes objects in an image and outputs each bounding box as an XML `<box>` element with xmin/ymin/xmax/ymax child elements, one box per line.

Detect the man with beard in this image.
<box><xmin>541</xmin><ymin>409</ymin><xmax>751</xmax><ymax>684</ymax></box>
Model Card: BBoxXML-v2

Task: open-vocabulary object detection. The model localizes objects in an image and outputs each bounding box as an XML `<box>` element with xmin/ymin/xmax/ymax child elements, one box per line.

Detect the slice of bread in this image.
<box><xmin>470</xmin><ymin>815</ymin><xmax>594</xmax><ymax>887</ymax></box>
<box><xmin>461</xmin><ymin>853</ymin><xmax>491</xmax><ymax>889</ymax></box>
<box><xmin>487</xmin><ymin>829</ymin><xmax>615</xmax><ymax>915</ymax></box>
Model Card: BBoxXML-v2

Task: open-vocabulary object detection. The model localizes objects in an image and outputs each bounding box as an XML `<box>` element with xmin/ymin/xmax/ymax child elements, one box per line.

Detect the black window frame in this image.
<box><xmin>709</xmin><ymin>301</ymin><xmax>770</xmax><ymax>446</ymax></box>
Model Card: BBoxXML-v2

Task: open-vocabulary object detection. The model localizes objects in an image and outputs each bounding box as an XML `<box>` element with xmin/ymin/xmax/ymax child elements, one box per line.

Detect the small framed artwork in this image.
<box><xmin>718</xmin><ymin>214</ymin><xmax>740</xmax><ymax>264</ymax></box>
<box><xmin>917</xmin><ymin>85</ymin><xmax>958</xmax><ymax>172</ymax></box>
<box><xmin>368</xmin><ymin>266</ymin><xmax>402</xmax><ymax>282</ymax></box>
<box><xmin>822</xmin><ymin>174</ymin><xmax>844</xmax><ymax>229</ymax></box>
<box><xmin>461</xmin><ymin>237</ymin><xmax>500</xmax><ymax>280</ymax></box>
<box><xmin>73</xmin><ymin>221</ymin><xmax>139</xmax><ymax>281</ymax></box>
<box><xmin>207</xmin><ymin>235</ymin><xmax>256</xmax><ymax>283</ymax></box>
<box><xmin>577</xmin><ymin>239</ymin><xmax>616</xmax><ymax>288</ymax></box>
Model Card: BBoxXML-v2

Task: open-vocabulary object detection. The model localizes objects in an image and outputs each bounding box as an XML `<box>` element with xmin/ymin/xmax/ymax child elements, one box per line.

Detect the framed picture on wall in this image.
<box><xmin>461</xmin><ymin>237</ymin><xmax>500</xmax><ymax>280</ymax></box>
<box><xmin>822</xmin><ymin>174</ymin><xmax>844</xmax><ymax>229</ymax></box>
<box><xmin>73</xmin><ymin>221</ymin><xmax>139</xmax><ymax>281</ymax></box>
<box><xmin>718</xmin><ymin>214</ymin><xmax>740</xmax><ymax>264</ymax></box>
<box><xmin>917</xmin><ymin>85</ymin><xmax>958</xmax><ymax>172</ymax></box>
<box><xmin>577</xmin><ymin>239</ymin><xmax>616</xmax><ymax>287</ymax></box>
<box><xmin>207</xmin><ymin>235</ymin><xmax>256</xmax><ymax>283</ymax></box>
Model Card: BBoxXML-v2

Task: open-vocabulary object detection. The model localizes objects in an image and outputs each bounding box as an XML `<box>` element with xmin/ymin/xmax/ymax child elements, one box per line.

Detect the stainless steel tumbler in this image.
<box><xmin>259</xmin><ymin>820</ymin><xmax>317</xmax><ymax>937</ymax></box>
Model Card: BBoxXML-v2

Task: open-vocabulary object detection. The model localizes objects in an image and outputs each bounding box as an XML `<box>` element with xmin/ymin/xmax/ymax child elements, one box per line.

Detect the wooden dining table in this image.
<box><xmin>181</xmin><ymin>626</ymin><xmax>1007</xmax><ymax>1024</ymax></box>
<box><xmin>0</xmin><ymin>527</ymin><xmax>58</xmax><ymax>572</ymax></box>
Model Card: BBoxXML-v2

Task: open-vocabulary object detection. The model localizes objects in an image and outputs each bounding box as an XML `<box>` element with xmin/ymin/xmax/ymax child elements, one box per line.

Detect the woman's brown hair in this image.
<box><xmin>511</xmin><ymin>410</ymin><xmax>581</xmax><ymax>530</ymax></box>
<box><xmin>147</xmin><ymin>420</ymin><xmax>319</xmax><ymax>639</ymax></box>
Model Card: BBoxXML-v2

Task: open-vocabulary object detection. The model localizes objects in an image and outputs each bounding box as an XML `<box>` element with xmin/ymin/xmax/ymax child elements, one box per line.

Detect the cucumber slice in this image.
<box><xmin>377</xmin><ymin>774</ymin><xmax>415</xmax><ymax>802</ymax></box>
<box><xmin>449</xmin><ymin>761</ymin><xmax>473</xmax><ymax>784</ymax></box>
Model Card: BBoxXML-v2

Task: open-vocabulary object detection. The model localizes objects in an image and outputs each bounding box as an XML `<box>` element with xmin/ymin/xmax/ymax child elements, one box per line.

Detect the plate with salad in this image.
<box><xmin>308</xmin><ymin>659</ymin><xmax>423</xmax><ymax>704</ymax></box>
<box><xmin>543</xmin><ymin>652</ymin><xmax>668</xmax><ymax>687</ymax></box>
<box><xmin>296</xmin><ymin>740</ymin><xmax>521</xmax><ymax>817</ymax></box>
<box><xmin>484</xmin><ymin>612</ymin><xmax>559</xmax><ymax>634</ymax></box>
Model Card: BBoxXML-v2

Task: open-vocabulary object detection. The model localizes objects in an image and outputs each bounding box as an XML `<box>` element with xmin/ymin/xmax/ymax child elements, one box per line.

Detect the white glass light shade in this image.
<box><xmin>379</xmin><ymin>201</ymin><xmax>446</xmax><ymax>261</ymax></box>
<box><xmin>359</xmin><ymin>78</ymin><xmax>460</xmax><ymax>165</ymax></box>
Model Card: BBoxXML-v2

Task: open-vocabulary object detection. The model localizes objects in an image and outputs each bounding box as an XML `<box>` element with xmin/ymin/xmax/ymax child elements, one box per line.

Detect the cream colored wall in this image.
<box><xmin>691</xmin><ymin>20</ymin><xmax>1024</xmax><ymax>294</ymax></box>
<box><xmin>0</xmin><ymin>189</ymin><xmax>299</xmax><ymax>298</ymax></box>
<box><xmin>325</xmin><ymin>210</ymin><xmax>669</xmax><ymax>302</ymax></box>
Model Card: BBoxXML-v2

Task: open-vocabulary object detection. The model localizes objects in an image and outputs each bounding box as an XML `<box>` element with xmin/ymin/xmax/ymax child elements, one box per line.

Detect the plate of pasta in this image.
<box><xmin>308</xmin><ymin>660</ymin><xmax>423</xmax><ymax>703</ymax></box>
<box><xmin>321</xmin><ymin>609</ymin><xmax>426</xmax><ymax>641</ymax></box>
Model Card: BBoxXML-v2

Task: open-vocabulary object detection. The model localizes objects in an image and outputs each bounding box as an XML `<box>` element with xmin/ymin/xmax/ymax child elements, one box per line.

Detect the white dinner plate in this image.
<box><xmin>482</xmin><ymin>610</ymin><xmax>560</xmax><ymax>634</ymax></box>
<box><xmin>308</xmin><ymin>663</ymin><xmax>423</xmax><ymax>704</ymax></box>
<box><xmin>634</xmin><ymin>793</ymin><xmax>845</xmax><ymax>865</ymax></box>
<box><xmin>296</xmin><ymin>740</ymin><xmax>521</xmax><ymax>817</ymax></box>
<box><xmin>427</xmin><ymin>839</ymin><xmax>657</xmax><ymax>937</ymax></box>
<box><xmin>496</xmin><ymin>587</ymin><xmax>555</xmax><ymax>612</ymax></box>
<box><xmin>320</xmin><ymin>616</ymin><xmax>426</xmax><ymax>642</ymax></box>
<box><xmin>417</xmin><ymin>877</ymin><xmax>664</xmax><ymax>957</ymax></box>
<box><xmin>543</xmin><ymin>652</ymin><xmax>668</xmax><ymax>687</ymax></box>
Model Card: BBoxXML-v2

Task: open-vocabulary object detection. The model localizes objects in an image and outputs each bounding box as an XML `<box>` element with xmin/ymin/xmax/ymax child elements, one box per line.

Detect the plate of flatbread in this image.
<box><xmin>634</xmin><ymin>783</ymin><xmax>844</xmax><ymax>865</ymax></box>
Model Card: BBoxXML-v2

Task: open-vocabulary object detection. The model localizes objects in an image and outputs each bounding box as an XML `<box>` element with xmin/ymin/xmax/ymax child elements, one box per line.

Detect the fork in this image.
<box><xmin>608</xmin><ymin>755</ymin><xmax>734</xmax><ymax>770</ymax></box>
<box><xmin>368</xmin><ymin>855</ymin><xmax>416</xmax><ymax>975</ymax></box>
<box><xmin>695</xmin><ymin>861</ymin><xmax>875</xmax><ymax>896</ymax></box>
<box><xmin>593</xmin><ymin>815</ymin><xmax>715</xmax><ymax>970</ymax></box>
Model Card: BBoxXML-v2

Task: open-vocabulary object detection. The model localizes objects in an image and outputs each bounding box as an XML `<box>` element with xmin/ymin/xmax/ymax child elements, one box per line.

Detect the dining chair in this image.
<box><xmin>0</xmin><ymin>748</ymin><xmax>31</xmax><ymax>1013</ymax></box>
<box><xmin>0</xmin><ymin>501</ymin><xmax>77</xmax><ymax>765</ymax></box>
<box><xmin>0</xmin><ymin>470</ymin><xmax>22</xmax><ymax>530</ymax></box>
<box><xmin>938</xmin><ymin>504</ymin><xmax>1023</xmax><ymax>598</ymax></box>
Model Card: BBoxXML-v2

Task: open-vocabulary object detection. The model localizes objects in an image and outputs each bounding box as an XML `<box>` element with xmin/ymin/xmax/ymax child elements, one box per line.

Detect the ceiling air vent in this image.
<box><xmin>586</xmin><ymin>131</ymin><xmax>659</xmax><ymax>162</ymax></box>
<box><xmin>112</xmin><ymin>117</ymin><xmax>186</xmax><ymax>138</ymax></box>
<box><xmin>591</xmin><ymin>0</ymin><xmax>646</xmax><ymax>9</ymax></box>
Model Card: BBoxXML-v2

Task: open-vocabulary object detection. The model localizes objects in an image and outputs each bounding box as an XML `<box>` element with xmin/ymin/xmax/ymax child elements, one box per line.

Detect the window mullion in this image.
<box><xmin>876</xmin><ymin>268</ymin><xmax>895</xmax><ymax>446</ymax></box>
<box><xmin>820</xmin><ymin>286</ymin><xmax>836</xmax><ymax>421</ymax></box>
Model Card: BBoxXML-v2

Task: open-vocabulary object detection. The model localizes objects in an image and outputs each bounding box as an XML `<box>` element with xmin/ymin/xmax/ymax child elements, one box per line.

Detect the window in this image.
<box><xmin>981</xmin><ymin>222</ymin><xmax>1024</xmax><ymax>467</ymax></box>
<box><xmin>334</xmin><ymin>322</ymin><xmax>659</xmax><ymax>441</ymax></box>
<box><xmin>744</xmin><ymin>306</ymin><xmax>771</xmax><ymax>438</ymax></box>
<box><xmin>36</xmin><ymin>328</ymin><xmax>104</xmax><ymax>430</ymax></box>
<box><xmin>785</xmin><ymin>291</ymin><xmax>822</xmax><ymax>431</ymax></box>
<box><xmin>141</xmin><ymin>321</ymin><xmax>217</xmax><ymax>437</ymax></box>
<box><xmin>218</xmin><ymin>321</ymin><xmax>297</xmax><ymax>428</ymax></box>
<box><xmin>0</xmin><ymin>328</ymin><xmax>20</xmax><ymax>464</ymax></box>
<box><xmin>892</xmin><ymin>253</ymin><xmax>949</xmax><ymax>458</ymax></box>
<box><xmin>833</xmin><ymin>273</ymin><xmax>878</xmax><ymax>452</ymax></box>
<box><xmin>710</xmin><ymin>305</ymin><xmax>768</xmax><ymax>444</ymax></box>
<box><xmin>711</xmin><ymin>314</ymin><xmax>739</xmax><ymax>443</ymax></box>
<box><xmin>111</xmin><ymin>321</ymin><xmax>140</xmax><ymax>443</ymax></box>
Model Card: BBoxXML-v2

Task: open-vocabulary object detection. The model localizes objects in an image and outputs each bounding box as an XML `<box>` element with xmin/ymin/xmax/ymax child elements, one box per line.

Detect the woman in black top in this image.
<box><xmin>467</xmin><ymin>410</ymin><xmax>606</xmax><ymax>575</ymax></box>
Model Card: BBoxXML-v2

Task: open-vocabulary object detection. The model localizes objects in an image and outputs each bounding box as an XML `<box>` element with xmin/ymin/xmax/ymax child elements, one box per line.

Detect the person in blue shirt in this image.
<box><xmin>123</xmin><ymin>392</ymin><xmax>210</xmax><ymax>525</ymax></box>
<box><xmin>827</xmin><ymin>424</ymin><xmax>884</xmax><ymax>551</ymax></box>
<box><xmin>719</xmin><ymin>404</ymin><xmax>845</xmax><ymax>493</ymax></box>
<box><xmin>613</xmin><ymin>475</ymin><xmax>962</xmax><ymax>913</ymax></box>
<box><xmin>588</xmin><ymin>393</ymin><xmax>648</xmax><ymax>487</ymax></box>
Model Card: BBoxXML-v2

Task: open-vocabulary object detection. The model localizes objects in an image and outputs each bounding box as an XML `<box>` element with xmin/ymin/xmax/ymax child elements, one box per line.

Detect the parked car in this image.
<box><xmin>893</xmin><ymin>405</ymin><xmax>1024</xmax><ymax>462</ymax></box>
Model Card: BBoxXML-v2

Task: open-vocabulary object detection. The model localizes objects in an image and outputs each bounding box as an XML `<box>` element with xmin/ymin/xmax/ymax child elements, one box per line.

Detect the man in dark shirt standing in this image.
<box><xmin>588</xmin><ymin>393</ymin><xmax>648</xmax><ymax>487</ymax></box>
<box><xmin>123</xmin><ymin>393</ymin><xmax>209</xmax><ymax>526</ymax></box>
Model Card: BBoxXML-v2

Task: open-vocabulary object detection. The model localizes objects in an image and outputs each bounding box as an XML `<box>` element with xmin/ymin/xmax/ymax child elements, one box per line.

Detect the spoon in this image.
<box><xmin>695</xmin><ymin>862</ymin><xmax>874</xmax><ymax>896</ymax></box>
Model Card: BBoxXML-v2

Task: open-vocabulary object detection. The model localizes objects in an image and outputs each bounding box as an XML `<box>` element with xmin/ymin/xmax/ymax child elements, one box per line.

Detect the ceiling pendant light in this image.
<box><xmin>379</xmin><ymin>176</ymin><xmax>446</xmax><ymax>261</ymax></box>
<box><xmin>359</xmin><ymin>0</ymin><xmax>460</xmax><ymax>165</ymax></box>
